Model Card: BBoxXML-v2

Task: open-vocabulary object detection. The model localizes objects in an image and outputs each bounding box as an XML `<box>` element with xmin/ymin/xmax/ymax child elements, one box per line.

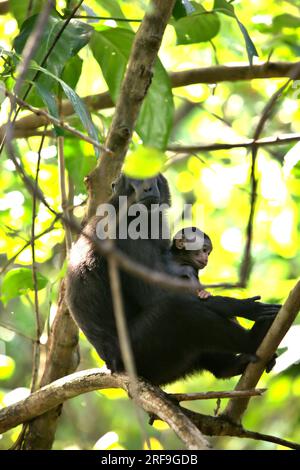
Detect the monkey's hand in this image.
<box><xmin>197</xmin><ymin>289</ymin><xmax>211</xmax><ymax>299</ymax></box>
<box><xmin>204</xmin><ymin>295</ymin><xmax>281</xmax><ymax>321</ymax></box>
<box><xmin>239</xmin><ymin>296</ymin><xmax>281</xmax><ymax>321</ymax></box>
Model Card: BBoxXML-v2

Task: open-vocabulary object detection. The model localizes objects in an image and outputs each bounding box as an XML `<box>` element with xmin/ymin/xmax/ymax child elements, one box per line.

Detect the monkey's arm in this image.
<box><xmin>204</xmin><ymin>295</ymin><xmax>281</xmax><ymax>321</ymax></box>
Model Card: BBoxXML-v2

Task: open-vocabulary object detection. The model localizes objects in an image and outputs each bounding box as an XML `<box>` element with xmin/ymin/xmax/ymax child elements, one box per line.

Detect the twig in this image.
<box><xmin>171</xmin><ymin>389</ymin><xmax>266</xmax><ymax>402</ymax></box>
<box><xmin>167</xmin><ymin>133</ymin><xmax>300</xmax><ymax>155</ymax></box>
<box><xmin>0</xmin><ymin>321</ymin><xmax>35</xmax><ymax>342</ymax></box>
<box><xmin>239</xmin><ymin>62</ymin><xmax>300</xmax><ymax>286</ymax></box>
<box><xmin>58</xmin><ymin>136</ymin><xmax>72</xmax><ymax>252</ymax></box>
<box><xmin>108</xmin><ymin>255</ymin><xmax>152</xmax><ymax>450</ymax></box>
<box><xmin>0</xmin><ymin>220</ymin><xmax>58</xmax><ymax>275</ymax></box>
<box><xmin>30</xmin><ymin>130</ymin><xmax>47</xmax><ymax>392</ymax></box>
<box><xmin>4</xmin><ymin>89</ymin><xmax>110</xmax><ymax>153</ymax></box>
<box><xmin>73</xmin><ymin>15</ymin><xmax>142</xmax><ymax>22</ymax></box>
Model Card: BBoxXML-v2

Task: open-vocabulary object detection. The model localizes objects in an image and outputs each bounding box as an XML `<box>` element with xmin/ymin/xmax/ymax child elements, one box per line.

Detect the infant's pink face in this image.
<box><xmin>190</xmin><ymin>245</ymin><xmax>212</xmax><ymax>270</ymax></box>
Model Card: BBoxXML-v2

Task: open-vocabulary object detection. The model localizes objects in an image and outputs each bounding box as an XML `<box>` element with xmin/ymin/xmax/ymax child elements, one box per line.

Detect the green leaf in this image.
<box><xmin>213</xmin><ymin>0</ymin><xmax>235</xmax><ymax>18</ymax></box>
<box><xmin>29</xmin><ymin>62</ymin><xmax>100</xmax><ymax>156</ymax></box>
<box><xmin>13</xmin><ymin>14</ymin><xmax>92</xmax><ymax>104</ymax></box>
<box><xmin>236</xmin><ymin>20</ymin><xmax>258</xmax><ymax>65</ymax></box>
<box><xmin>175</xmin><ymin>4</ymin><xmax>221</xmax><ymax>44</ymax></box>
<box><xmin>61</xmin><ymin>55</ymin><xmax>83</xmax><ymax>90</ymax></box>
<box><xmin>90</xmin><ymin>28</ymin><xmax>132</xmax><ymax>102</ymax></box>
<box><xmin>34</xmin><ymin>82</ymin><xmax>63</xmax><ymax>136</ymax></box>
<box><xmin>136</xmin><ymin>63</ymin><xmax>174</xmax><ymax>149</ymax></box>
<box><xmin>123</xmin><ymin>146</ymin><xmax>166</xmax><ymax>179</ymax></box>
<box><xmin>90</xmin><ymin>28</ymin><xmax>174</xmax><ymax>149</ymax></box>
<box><xmin>1</xmin><ymin>268</ymin><xmax>48</xmax><ymax>304</ymax></box>
<box><xmin>213</xmin><ymin>0</ymin><xmax>258</xmax><ymax>65</ymax></box>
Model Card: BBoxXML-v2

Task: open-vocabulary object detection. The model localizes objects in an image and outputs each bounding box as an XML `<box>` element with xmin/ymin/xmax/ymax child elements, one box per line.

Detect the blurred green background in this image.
<box><xmin>0</xmin><ymin>0</ymin><xmax>300</xmax><ymax>450</ymax></box>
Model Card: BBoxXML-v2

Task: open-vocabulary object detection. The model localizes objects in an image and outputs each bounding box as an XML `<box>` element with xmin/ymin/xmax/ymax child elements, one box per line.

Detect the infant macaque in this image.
<box><xmin>171</xmin><ymin>226</ymin><xmax>212</xmax><ymax>299</ymax></box>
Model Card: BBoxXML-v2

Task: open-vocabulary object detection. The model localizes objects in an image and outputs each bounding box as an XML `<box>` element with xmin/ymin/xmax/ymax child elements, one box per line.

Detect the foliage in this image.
<box><xmin>0</xmin><ymin>0</ymin><xmax>300</xmax><ymax>451</ymax></box>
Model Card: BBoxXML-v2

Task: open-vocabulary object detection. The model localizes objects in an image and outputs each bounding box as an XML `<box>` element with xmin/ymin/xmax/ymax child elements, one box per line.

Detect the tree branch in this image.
<box><xmin>0</xmin><ymin>369</ymin><xmax>210</xmax><ymax>450</ymax></box>
<box><xmin>86</xmin><ymin>0</ymin><xmax>177</xmax><ymax>215</ymax></box>
<box><xmin>3</xmin><ymin>61</ymin><xmax>300</xmax><ymax>140</ymax></box>
<box><xmin>3</xmin><ymin>89</ymin><xmax>110</xmax><ymax>153</ymax></box>
<box><xmin>223</xmin><ymin>280</ymin><xmax>300</xmax><ymax>423</ymax></box>
<box><xmin>1</xmin><ymin>369</ymin><xmax>298</xmax><ymax>449</ymax></box>
<box><xmin>171</xmin><ymin>389</ymin><xmax>266</xmax><ymax>402</ymax></box>
<box><xmin>167</xmin><ymin>132</ymin><xmax>300</xmax><ymax>155</ymax></box>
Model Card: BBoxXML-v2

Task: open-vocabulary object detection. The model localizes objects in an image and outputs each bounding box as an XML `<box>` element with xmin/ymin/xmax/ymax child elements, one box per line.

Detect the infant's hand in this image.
<box><xmin>197</xmin><ymin>289</ymin><xmax>211</xmax><ymax>299</ymax></box>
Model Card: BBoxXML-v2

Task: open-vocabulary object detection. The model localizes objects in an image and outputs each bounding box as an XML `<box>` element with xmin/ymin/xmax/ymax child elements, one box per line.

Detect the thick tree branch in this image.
<box><xmin>223</xmin><ymin>280</ymin><xmax>300</xmax><ymax>423</ymax></box>
<box><xmin>0</xmin><ymin>369</ymin><xmax>210</xmax><ymax>450</ymax></box>
<box><xmin>86</xmin><ymin>0</ymin><xmax>177</xmax><ymax>215</ymax></box>
<box><xmin>178</xmin><ymin>408</ymin><xmax>300</xmax><ymax>450</ymax></box>
<box><xmin>1</xmin><ymin>369</ymin><xmax>298</xmax><ymax>449</ymax></box>
<box><xmin>3</xmin><ymin>61</ymin><xmax>300</xmax><ymax>140</ymax></box>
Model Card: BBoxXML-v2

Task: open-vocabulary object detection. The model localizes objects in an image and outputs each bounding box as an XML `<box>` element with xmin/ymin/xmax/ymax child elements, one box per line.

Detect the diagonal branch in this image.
<box><xmin>223</xmin><ymin>280</ymin><xmax>300</xmax><ymax>423</ymax></box>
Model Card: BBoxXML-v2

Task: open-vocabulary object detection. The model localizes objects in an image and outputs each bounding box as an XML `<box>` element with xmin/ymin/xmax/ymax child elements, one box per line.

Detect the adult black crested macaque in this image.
<box><xmin>66</xmin><ymin>174</ymin><xmax>280</xmax><ymax>385</ymax></box>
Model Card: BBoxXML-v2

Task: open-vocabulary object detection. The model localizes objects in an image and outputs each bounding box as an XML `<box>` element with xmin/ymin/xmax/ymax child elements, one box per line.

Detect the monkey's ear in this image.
<box><xmin>175</xmin><ymin>238</ymin><xmax>186</xmax><ymax>250</ymax></box>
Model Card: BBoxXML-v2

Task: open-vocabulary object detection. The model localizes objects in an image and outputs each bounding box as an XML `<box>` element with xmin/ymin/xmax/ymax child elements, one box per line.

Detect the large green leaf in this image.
<box><xmin>30</xmin><ymin>63</ymin><xmax>100</xmax><ymax>155</ymax></box>
<box><xmin>1</xmin><ymin>267</ymin><xmax>48</xmax><ymax>304</ymax></box>
<box><xmin>137</xmin><ymin>62</ymin><xmax>174</xmax><ymax>150</ymax></box>
<box><xmin>13</xmin><ymin>14</ymin><xmax>92</xmax><ymax>104</ymax></box>
<box><xmin>174</xmin><ymin>3</ymin><xmax>220</xmax><ymax>44</ymax></box>
<box><xmin>90</xmin><ymin>27</ymin><xmax>133</xmax><ymax>102</ymax></box>
<box><xmin>61</xmin><ymin>55</ymin><xmax>83</xmax><ymax>91</ymax></box>
<box><xmin>90</xmin><ymin>28</ymin><xmax>174</xmax><ymax>149</ymax></box>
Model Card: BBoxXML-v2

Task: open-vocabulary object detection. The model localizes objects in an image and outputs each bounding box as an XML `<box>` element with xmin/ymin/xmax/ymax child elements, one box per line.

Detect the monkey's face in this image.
<box><xmin>111</xmin><ymin>174</ymin><xmax>171</xmax><ymax>208</ymax></box>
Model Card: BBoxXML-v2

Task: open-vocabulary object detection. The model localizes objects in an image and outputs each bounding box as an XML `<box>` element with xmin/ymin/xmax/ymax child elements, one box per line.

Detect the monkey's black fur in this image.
<box><xmin>66</xmin><ymin>175</ymin><xmax>279</xmax><ymax>385</ymax></box>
